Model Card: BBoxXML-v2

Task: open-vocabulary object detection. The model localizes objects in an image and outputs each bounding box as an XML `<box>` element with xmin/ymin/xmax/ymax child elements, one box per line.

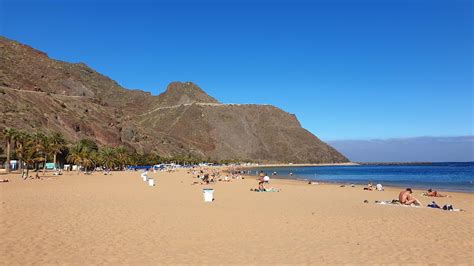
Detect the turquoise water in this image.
<box><xmin>252</xmin><ymin>162</ymin><xmax>474</xmax><ymax>193</ymax></box>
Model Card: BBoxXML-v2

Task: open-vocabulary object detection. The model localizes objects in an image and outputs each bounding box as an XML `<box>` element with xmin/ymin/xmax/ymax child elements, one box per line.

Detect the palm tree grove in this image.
<box><xmin>0</xmin><ymin>127</ymin><xmax>232</xmax><ymax>178</ymax></box>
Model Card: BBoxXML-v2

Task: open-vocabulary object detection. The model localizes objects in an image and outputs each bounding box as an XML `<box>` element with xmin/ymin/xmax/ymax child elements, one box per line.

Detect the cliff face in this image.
<box><xmin>0</xmin><ymin>36</ymin><xmax>348</xmax><ymax>163</ymax></box>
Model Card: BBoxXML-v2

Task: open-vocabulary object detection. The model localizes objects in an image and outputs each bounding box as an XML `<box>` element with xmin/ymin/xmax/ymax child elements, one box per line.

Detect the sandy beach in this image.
<box><xmin>1</xmin><ymin>169</ymin><xmax>473</xmax><ymax>264</ymax></box>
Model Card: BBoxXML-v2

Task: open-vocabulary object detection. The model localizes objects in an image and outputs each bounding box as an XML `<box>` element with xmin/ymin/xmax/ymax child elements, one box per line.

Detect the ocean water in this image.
<box><xmin>252</xmin><ymin>162</ymin><xmax>474</xmax><ymax>193</ymax></box>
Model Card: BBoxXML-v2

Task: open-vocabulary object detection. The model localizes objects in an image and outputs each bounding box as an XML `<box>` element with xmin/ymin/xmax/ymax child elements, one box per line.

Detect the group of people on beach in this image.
<box><xmin>188</xmin><ymin>167</ymin><xmax>280</xmax><ymax>192</ymax></box>
<box><xmin>256</xmin><ymin>171</ymin><xmax>270</xmax><ymax>190</ymax></box>
<box><xmin>250</xmin><ymin>171</ymin><xmax>281</xmax><ymax>192</ymax></box>
<box><xmin>361</xmin><ymin>180</ymin><xmax>448</xmax><ymax>206</ymax></box>
<box><xmin>147</xmin><ymin>165</ymin><xmax>453</xmax><ymax>206</ymax></box>
<box><xmin>398</xmin><ymin>187</ymin><xmax>448</xmax><ymax>206</ymax></box>
<box><xmin>190</xmin><ymin>167</ymin><xmax>248</xmax><ymax>185</ymax></box>
<box><xmin>364</xmin><ymin>182</ymin><xmax>384</xmax><ymax>191</ymax></box>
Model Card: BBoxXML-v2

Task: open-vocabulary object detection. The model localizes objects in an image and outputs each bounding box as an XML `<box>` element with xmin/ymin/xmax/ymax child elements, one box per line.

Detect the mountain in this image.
<box><xmin>0</xmin><ymin>36</ymin><xmax>348</xmax><ymax>163</ymax></box>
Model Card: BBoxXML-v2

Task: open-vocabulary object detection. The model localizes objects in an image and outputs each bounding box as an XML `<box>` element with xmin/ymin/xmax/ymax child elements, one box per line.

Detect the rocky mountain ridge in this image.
<box><xmin>0</xmin><ymin>36</ymin><xmax>348</xmax><ymax>163</ymax></box>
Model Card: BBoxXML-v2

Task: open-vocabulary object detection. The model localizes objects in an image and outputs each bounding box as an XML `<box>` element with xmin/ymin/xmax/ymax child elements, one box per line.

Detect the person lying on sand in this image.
<box><xmin>0</xmin><ymin>179</ymin><xmax>9</xmax><ymax>182</ymax></box>
<box><xmin>217</xmin><ymin>175</ymin><xmax>231</xmax><ymax>182</ymax></box>
<box><xmin>425</xmin><ymin>189</ymin><xmax>447</xmax><ymax>197</ymax></box>
<box><xmin>399</xmin><ymin>188</ymin><xmax>422</xmax><ymax>206</ymax></box>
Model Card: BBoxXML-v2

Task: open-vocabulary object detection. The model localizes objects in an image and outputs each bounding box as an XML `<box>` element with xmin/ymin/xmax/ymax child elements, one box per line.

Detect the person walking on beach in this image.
<box><xmin>399</xmin><ymin>188</ymin><xmax>421</xmax><ymax>206</ymax></box>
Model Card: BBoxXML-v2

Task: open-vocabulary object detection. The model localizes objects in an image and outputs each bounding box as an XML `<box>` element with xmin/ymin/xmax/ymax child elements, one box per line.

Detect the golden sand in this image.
<box><xmin>1</xmin><ymin>169</ymin><xmax>473</xmax><ymax>264</ymax></box>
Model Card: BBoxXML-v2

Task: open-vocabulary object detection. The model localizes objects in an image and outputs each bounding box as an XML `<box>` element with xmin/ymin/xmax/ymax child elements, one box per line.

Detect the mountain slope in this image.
<box><xmin>0</xmin><ymin>36</ymin><xmax>348</xmax><ymax>163</ymax></box>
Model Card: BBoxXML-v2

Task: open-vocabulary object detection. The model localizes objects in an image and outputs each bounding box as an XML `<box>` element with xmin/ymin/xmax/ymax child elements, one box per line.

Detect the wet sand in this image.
<box><xmin>1</xmin><ymin>169</ymin><xmax>472</xmax><ymax>264</ymax></box>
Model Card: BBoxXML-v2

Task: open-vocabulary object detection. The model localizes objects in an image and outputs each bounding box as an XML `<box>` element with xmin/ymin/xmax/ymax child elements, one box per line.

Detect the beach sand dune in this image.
<box><xmin>1</xmin><ymin>170</ymin><xmax>472</xmax><ymax>264</ymax></box>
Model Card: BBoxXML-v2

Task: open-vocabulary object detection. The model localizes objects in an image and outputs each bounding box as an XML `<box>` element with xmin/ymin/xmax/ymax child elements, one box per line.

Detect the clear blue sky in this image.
<box><xmin>1</xmin><ymin>0</ymin><xmax>472</xmax><ymax>141</ymax></box>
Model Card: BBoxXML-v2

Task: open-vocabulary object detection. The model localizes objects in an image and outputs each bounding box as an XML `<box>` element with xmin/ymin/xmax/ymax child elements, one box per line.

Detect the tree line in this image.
<box><xmin>1</xmin><ymin>127</ymin><xmax>250</xmax><ymax>177</ymax></box>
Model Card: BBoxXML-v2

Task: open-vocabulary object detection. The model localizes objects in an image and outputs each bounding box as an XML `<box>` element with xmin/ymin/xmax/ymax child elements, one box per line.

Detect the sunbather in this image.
<box><xmin>258</xmin><ymin>171</ymin><xmax>265</xmax><ymax>185</ymax></box>
<box><xmin>364</xmin><ymin>182</ymin><xmax>374</xmax><ymax>191</ymax></box>
<box><xmin>425</xmin><ymin>189</ymin><xmax>447</xmax><ymax>197</ymax></box>
<box><xmin>399</xmin><ymin>188</ymin><xmax>422</xmax><ymax>206</ymax></box>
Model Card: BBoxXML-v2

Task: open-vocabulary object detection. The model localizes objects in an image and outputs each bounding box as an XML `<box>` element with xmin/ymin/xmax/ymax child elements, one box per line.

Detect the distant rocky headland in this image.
<box><xmin>0</xmin><ymin>36</ymin><xmax>348</xmax><ymax>163</ymax></box>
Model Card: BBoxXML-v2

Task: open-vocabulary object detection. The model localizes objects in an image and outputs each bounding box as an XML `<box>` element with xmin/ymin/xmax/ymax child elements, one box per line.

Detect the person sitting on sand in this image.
<box><xmin>258</xmin><ymin>171</ymin><xmax>265</xmax><ymax>186</ymax></box>
<box><xmin>202</xmin><ymin>173</ymin><xmax>210</xmax><ymax>184</ymax></box>
<box><xmin>425</xmin><ymin>189</ymin><xmax>447</xmax><ymax>197</ymax></box>
<box><xmin>364</xmin><ymin>182</ymin><xmax>374</xmax><ymax>191</ymax></box>
<box><xmin>399</xmin><ymin>188</ymin><xmax>422</xmax><ymax>206</ymax></box>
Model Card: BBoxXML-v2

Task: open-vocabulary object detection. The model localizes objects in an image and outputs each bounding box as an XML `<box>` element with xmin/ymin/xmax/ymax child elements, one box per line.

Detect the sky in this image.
<box><xmin>0</xmin><ymin>0</ymin><xmax>472</xmax><ymax>142</ymax></box>
<box><xmin>328</xmin><ymin>136</ymin><xmax>474</xmax><ymax>162</ymax></box>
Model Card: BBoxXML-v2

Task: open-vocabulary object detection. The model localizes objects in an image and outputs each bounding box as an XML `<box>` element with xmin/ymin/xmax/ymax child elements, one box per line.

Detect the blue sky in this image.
<box><xmin>1</xmin><ymin>0</ymin><xmax>472</xmax><ymax>141</ymax></box>
<box><xmin>329</xmin><ymin>136</ymin><xmax>474</xmax><ymax>162</ymax></box>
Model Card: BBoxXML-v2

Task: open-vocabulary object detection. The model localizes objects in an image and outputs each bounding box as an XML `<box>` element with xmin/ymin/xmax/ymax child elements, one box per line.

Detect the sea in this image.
<box><xmin>252</xmin><ymin>162</ymin><xmax>474</xmax><ymax>193</ymax></box>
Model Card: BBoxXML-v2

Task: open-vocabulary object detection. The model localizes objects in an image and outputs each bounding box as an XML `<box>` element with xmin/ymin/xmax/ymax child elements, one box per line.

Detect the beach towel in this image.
<box><xmin>374</xmin><ymin>201</ymin><xmax>465</xmax><ymax>211</ymax></box>
<box><xmin>374</xmin><ymin>200</ymin><xmax>420</xmax><ymax>208</ymax></box>
<box><xmin>250</xmin><ymin>188</ymin><xmax>280</xmax><ymax>192</ymax></box>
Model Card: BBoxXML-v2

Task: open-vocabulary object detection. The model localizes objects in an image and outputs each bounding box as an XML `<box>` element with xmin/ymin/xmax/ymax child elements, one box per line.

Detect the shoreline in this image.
<box><xmin>247</xmin><ymin>174</ymin><xmax>474</xmax><ymax>195</ymax></box>
<box><xmin>250</xmin><ymin>162</ymin><xmax>359</xmax><ymax>167</ymax></box>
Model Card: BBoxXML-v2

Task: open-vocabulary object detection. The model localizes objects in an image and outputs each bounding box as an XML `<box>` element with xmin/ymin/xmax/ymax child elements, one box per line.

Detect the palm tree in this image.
<box><xmin>114</xmin><ymin>146</ymin><xmax>129</xmax><ymax>170</ymax></box>
<box><xmin>78</xmin><ymin>139</ymin><xmax>97</xmax><ymax>172</ymax></box>
<box><xmin>14</xmin><ymin>130</ymin><xmax>30</xmax><ymax>173</ymax></box>
<box><xmin>82</xmin><ymin>150</ymin><xmax>96</xmax><ymax>172</ymax></box>
<box><xmin>98</xmin><ymin>147</ymin><xmax>118</xmax><ymax>170</ymax></box>
<box><xmin>2</xmin><ymin>127</ymin><xmax>18</xmax><ymax>173</ymax></box>
<box><xmin>79</xmin><ymin>138</ymin><xmax>99</xmax><ymax>153</ymax></box>
<box><xmin>15</xmin><ymin>135</ymin><xmax>37</xmax><ymax>179</ymax></box>
<box><xmin>30</xmin><ymin>132</ymin><xmax>47</xmax><ymax>177</ymax></box>
<box><xmin>67</xmin><ymin>143</ymin><xmax>84</xmax><ymax>174</ymax></box>
<box><xmin>67</xmin><ymin>141</ymin><xmax>96</xmax><ymax>174</ymax></box>
<box><xmin>49</xmin><ymin>132</ymin><xmax>67</xmax><ymax>169</ymax></box>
